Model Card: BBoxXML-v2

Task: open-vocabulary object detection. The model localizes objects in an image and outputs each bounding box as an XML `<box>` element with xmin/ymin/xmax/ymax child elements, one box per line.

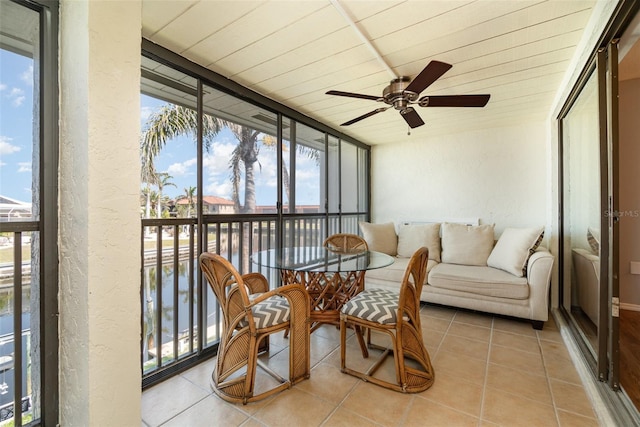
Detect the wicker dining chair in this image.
<box><xmin>323</xmin><ymin>233</ymin><xmax>368</xmax><ymax>252</ymax></box>
<box><xmin>199</xmin><ymin>252</ymin><xmax>311</xmax><ymax>404</ymax></box>
<box><xmin>339</xmin><ymin>247</ymin><xmax>435</xmax><ymax>393</ymax></box>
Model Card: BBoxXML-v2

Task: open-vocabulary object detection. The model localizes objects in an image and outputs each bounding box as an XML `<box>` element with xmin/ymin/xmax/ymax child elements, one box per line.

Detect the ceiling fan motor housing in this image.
<box><xmin>383</xmin><ymin>77</ymin><xmax>418</xmax><ymax>110</ymax></box>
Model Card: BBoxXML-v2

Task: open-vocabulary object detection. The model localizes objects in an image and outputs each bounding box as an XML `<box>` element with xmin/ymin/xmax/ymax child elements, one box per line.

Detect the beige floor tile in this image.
<box><xmin>447</xmin><ymin>321</ymin><xmax>492</xmax><ymax>342</ymax></box>
<box><xmin>492</xmin><ymin>329</ymin><xmax>541</xmax><ymax>354</ymax></box>
<box><xmin>482</xmin><ymin>387</ymin><xmax>558</xmax><ymax>426</ymax></box>
<box><xmin>440</xmin><ymin>334</ymin><xmax>490</xmax><ymax>361</ymax></box>
<box><xmin>404</xmin><ymin>397</ymin><xmax>479</xmax><ymax>427</ymax></box>
<box><xmin>453</xmin><ymin>310</ymin><xmax>494</xmax><ymax>328</ymax></box>
<box><xmin>486</xmin><ymin>363</ymin><xmax>552</xmax><ymax>405</ymax></box>
<box><xmin>556</xmin><ymin>409</ymin><xmax>599</xmax><ymax>427</ymax></box>
<box><xmin>322</xmin><ymin>407</ymin><xmax>381</xmax><ymax>427</ymax></box>
<box><xmin>540</xmin><ymin>339</ymin><xmax>572</xmax><ymax>361</ymax></box>
<box><xmin>489</xmin><ymin>343</ymin><xmax>545</xmax><ymax>375</ymax></box>
<box><xmin>493</xmin><ymin>317</ymin><xmax>538</xmax><ymax>337</ymax></box>
<box><xmin>538</xmin><ymin>326</ymin><xmax>564</xmax><ymax>343</ymax></box>
<box><xmin>240</xmin><ymin>418</ymin><xmax>269</xmax><ymax>427</ymax></box>
<box><xmin>142</xmin><ymin>375</ymin><xmax>210</xmax><ymax>426</ymax></box>
<box><xmin>141</xmin><ymin>307</ymin><xmax>601</xmax><ymax>427</ymax></box>
<box><xmin>421</xmin><ymin>316</ymin><xmax>453</xmax><ymax>332</ymax></box>
<box><xmin>550</xmin><ymin>379</ymin><xmax>597</xmax><ymax>418</ymax></box>
<box><xmin>296</xmin><ymin>362</ymin><xmax>359</xmax><ymax>404</ymax></box>
<box><xmin>433</xmin><ymin>349</ymin><xmax>487</xmax><ymax>386</ymax></box>
<box><xmin>416</xmin><ymin>372</ymin><xmax>483</xmax><ymax>416</ymax></box>
<box><xmin>421</xmin><ymin>304</ymin><xmax>457</xmax><ymax>321</ymax></box>
<box><xmin>341</xmin><ymin>381</ymin><xmax>413</xmax><ymax>426</ymax></box>
<box><xmin>544</xmin><ymin>354</ymin><xmax>583</xmax><ymax>385</ymax></box>
<box><xmin>161</xmin><ymin>395</ymin><xmax>249</xmax><ymax>427</ymax></box>
<box><xmin>421</xmin><ymin>327</ymin><xmax>445</xmax><ymax>349</ymax></box>
<box><xmin>180</xmin><ymin>357</ymin><xmax>216</xmax><ymax>391</ymax></box>
<box><xmin>252</xmin><ymin>388</ymin><xmax>335</xmax><ymax>427</ymax></box>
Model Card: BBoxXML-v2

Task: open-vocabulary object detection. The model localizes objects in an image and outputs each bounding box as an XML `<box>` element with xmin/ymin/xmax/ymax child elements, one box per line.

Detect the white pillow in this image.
<box><xmin>397</xmin><ymin>223</ymin><xmax>441</xmax><ymax>262</ymax></box>
<box><xmin>441</xmin><ymin>223</ymin><xmax>495</xmax><ymax>266</ymax></box>
<box><xmin>587</xmin><ymin>227</ymin><xmax>600</xmax><ymax>253</ymax></box>
<box><xmin>487</xmin><ymin>227</ymin><xmax>545</xmax><ymax>277</ymax></box>
<box><xmin>359</xmin><ymin>222</ymin><xmax>397</xmax><ymax>256</ymax></box>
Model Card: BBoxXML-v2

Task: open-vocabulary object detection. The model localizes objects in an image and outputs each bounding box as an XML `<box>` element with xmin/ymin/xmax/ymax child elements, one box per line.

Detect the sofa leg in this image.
<box><xmin>531</xmin><ymin>320</ymin><xmax>544</xmax><ymax>330</ymax></box>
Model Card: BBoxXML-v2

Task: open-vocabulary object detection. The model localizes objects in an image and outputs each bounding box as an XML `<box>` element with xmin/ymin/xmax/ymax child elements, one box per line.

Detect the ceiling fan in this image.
<box><xmin>326</xmin><ymin>60</ymin><xmax>490</xmax><ymax>129</ymax></box>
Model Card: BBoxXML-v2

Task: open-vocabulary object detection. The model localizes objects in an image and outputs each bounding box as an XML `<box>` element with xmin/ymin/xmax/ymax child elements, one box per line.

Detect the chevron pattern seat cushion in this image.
<box><xmin>341</xmin><ymin>288</ymin><xmax>399</xmax><ymax>325</ymax></box>
<box><xmin>251</xmin><ymin>296</ymin><xmax>291</xmax><ymax>329</ymax></box>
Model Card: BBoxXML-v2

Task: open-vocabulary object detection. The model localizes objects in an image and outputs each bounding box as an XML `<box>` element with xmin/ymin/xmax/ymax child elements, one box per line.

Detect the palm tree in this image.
<box><xmin>227</xmin><ymin>123</ymin><xmax>261</xmax><ymax>213</ymax></box>
<box><xmin>156</xmin><ymin>173</ymin><xmax>176</xmax><ymax>219</ymax></box>
<box><xmin>141</xmin><ymin>162</ymin><xmax>158</xmax><ymax>220</ymax></box>
<box><xmin>140</xmin><ymin>104</ymin><xmax>222</xmax><ymax>183</ymax></box>
<box><xmin>261</xmin><ymin>134</ymin><xmax>320</xmax><ymax>206</ymax></box>
<box><xmin>183</xmin><ymin>186</ymin><xmax>196</xmax><ymax>218</ymax></box>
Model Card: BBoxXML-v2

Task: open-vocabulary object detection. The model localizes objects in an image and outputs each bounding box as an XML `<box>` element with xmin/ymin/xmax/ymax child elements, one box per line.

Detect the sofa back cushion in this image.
<box><xmin>397</xmin><ymin>223</ymin><xmax>441</xmax><ymax>262</ymax></box>
<box><xmin>487</xmin><ymin>227</ymin><xmax>544</xmax><ymax>277</ymax></box>
<box><xmin>441</xmin><ymin>223</ymin><xmax>495</xmax><ymax>266</ymax></box>
<box><xmin>359</xmin><ymin>221</ymin><xmax>397</xmax><ymax>256</ymax></box>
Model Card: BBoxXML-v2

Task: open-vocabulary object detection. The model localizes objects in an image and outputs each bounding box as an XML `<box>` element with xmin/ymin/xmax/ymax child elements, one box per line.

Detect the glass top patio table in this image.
<box><xmin>251</xmin><ymin>246</ymin><xmax>394</xmax><ymax>330</ymax></box>
<box><xmin>251</xmin><ymin>246</ymin><xmax>394</xmax><ymax>274</ymax></box>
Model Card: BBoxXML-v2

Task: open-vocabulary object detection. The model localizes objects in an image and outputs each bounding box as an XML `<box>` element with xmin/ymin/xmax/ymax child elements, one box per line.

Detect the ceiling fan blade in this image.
<box><xmin>326</xmin><ymin>90</ymin><xmax>381</xmax><ymax>101</ymax></box>
<box><xmin>400</xmin><ymin>107</ymin><xmax>424</xmax><ymax>128</ymax></box>
<box><xmin>341</xmin><ymin>107</ymin><xmax>388</xmax><ymax>126</ymax></box>
<box><xmin>419</xmin><ymin>94</ymin><xmax>491</xmax><ymax>107</ymax></box>
<box><xmin>404</xmin><ymin>61</ymin><xmax>452</xmax><ymax>95</ymax></box>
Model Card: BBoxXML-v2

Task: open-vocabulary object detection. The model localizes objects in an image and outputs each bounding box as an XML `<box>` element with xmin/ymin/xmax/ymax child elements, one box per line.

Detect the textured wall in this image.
<box><xmin>370</xmin><ymin>122</ymin><xmax>549</xmax><ymax>237</ymax></box>
<box><xmin>619</xmin><ymin>78</ymin><xmax>640</xmax><ymax>307</ymax></box>
<box><xmin>59</xmin><ymin>0</ymin><xmax>142</xmax><ymax>425</ymax></box>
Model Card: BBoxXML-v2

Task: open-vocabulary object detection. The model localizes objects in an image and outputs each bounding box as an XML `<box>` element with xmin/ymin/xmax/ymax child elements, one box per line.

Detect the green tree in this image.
<box><xmin>156</xmin><ymin>173</ymin><xmax>176</xmax><ymax>219</ymax></box>
<box><xmin>141</xmin><ymin>105</ymin><xmax>221</xmax><ymax>174</ymax></box>
<box><xmin>183</xmin><ymin>186</ymin><xmax>196</xmax><ymax>218</ymax></box>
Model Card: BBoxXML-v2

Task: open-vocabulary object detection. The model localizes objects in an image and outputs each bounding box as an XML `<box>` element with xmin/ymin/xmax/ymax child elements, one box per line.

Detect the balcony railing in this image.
<box><xmin>140</xmin><ymin>213</ymin><xmax>365</xmax><ymax>387</ymax></box>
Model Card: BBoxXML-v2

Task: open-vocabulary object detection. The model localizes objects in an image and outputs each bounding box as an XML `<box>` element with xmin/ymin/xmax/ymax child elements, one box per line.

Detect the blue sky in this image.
<box><xmin>0</xmin><ymin>48</ymin><xmax>320</xmax><ymax>207</ymax></box>
<box><xmin>141</xmin><ymin>95</ymin><xmax>321</xmax><ymax>206</ymax></box>
<box><xmin>0</xmin><ymin>49</ymin><xmax>34</xmax><ymax>203</ymax></box>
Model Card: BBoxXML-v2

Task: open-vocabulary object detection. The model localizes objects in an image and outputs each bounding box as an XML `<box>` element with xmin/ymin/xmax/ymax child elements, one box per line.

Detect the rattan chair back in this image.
<box><xmin>199</xmin><ymin>252</ymin><xmax>311</xmax><ymax>404</ymax></box>
<box><xmin>323</xmin><ymin>233</ymin><xmax>368</xmax><ymax>253</ymax></box>
<box><xmin>339</xmin><ymin>247</ymin><xmax>435</xmax><ymax>393</ymax></box>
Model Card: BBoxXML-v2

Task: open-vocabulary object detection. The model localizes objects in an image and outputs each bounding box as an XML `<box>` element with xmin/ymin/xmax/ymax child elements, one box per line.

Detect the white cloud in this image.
<box><xmin>0</xmin><ymin>83</ymin><xmax>6</xmax><ymax>91</ymax></box>
<box><xmin>17</xmin><ymin>162</ymin><xmax>31</xmax><ymax>173</ymax></box>
<box><xmin>0</xmin><ymin>136</ymin><xmax>21</xmax><ymax>155</ymax></box>
<box><xmin>205</xmin><ymin>180</ymin><xmax>233</xmax><ymax>199</ymax></box>
<box><xmin>166</xmin><ymin>158</ymin><xmax>196</xmax><ymax>177</ymax></box>
<box><xmin>20</xmin><ymin>65</ymin><xmax>33</xmax><ymax>86</ymax></box>
<box><xmin>140</xmin><ymin>106</ymin><xmax>153</xmax><ymax>122</ymax></box>
<box><xmin>7</xmin><ymin>87</ymin><xmax>25</xmax><ymax>107</ymax></box>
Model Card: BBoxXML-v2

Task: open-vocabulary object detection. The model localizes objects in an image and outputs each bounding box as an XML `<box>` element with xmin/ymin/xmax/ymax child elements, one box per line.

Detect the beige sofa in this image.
<box><xmin>360</xmin><ymin>222</ymin><xmax>555</xmax><ymax>329</ymax></box>
<box><xmin>572</xmin><ymin>248</ymin><xmax>600</xmax><ymax>326</ymax></box>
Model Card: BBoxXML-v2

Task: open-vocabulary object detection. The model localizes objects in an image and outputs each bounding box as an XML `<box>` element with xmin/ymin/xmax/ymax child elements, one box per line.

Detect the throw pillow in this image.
<box><xmin>359</xmin><ymin>221</ymin><xmax>398</xmax><ymax>256</ymax></box>
<box><xmin>487</xmin><ymin>227</ymin><xmax>545</xmax><ymax>277</ymax></box>
<box><xmin>396</xmin><ymin>223</ymin><xmax>441</xmax><ymax>262</ymax></box>
<box><xmin>587</xmin><ymin>227</ymin><xmax>600</xmax><ymax>254</ymax></box>
<box><xmin>441</xmin><ymin>223</ymin><xmax>495</xmax><ymax>266</ymax></box>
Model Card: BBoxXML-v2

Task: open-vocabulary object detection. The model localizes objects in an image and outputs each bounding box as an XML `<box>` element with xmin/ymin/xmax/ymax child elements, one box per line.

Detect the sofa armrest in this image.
<box><xmin>527</xmin><ymin>250</ymin><xmax>555</xmax><ymax>321</ymax></box>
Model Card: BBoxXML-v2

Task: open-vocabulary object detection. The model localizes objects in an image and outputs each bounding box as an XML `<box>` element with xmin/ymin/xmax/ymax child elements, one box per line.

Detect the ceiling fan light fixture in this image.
<box><xmin>326</xmin><ymin>60</ymin><xmax>490</xmax><ymax>128</ymax></box>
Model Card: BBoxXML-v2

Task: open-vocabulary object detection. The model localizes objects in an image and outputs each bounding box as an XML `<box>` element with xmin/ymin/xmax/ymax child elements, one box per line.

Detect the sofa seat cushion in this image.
<box><xmin>428</xmin><ymin>263</ymin><xmax>529</xmax><ymax>299</ymax></box>
<box><xmin>366</xmin><ymin>257</ymin><xmax>438</xmax><ymax>286</ymax></box>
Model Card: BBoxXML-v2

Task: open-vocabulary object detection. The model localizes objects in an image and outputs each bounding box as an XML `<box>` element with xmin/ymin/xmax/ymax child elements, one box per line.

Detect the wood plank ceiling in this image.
<box><xmin>142</xmin><ymin>0</ymin><xmax>597</xmax><ymax>146</ymax></box>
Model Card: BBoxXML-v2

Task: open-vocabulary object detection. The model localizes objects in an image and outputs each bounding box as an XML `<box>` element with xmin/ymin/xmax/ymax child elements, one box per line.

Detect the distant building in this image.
<box><xmin>0</xmin><ymin>195</ymin><xmax>32</xmax><ymax>222</ymax></box>
<box><xmin>174</xmin><ymin>195</ymin><xmax>235</xmax><ymax>215</ymax></box>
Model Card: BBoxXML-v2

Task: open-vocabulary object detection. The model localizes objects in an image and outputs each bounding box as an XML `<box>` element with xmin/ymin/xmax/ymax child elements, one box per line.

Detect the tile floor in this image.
<box><xmin>142</xmin><ymin>304</ymin><xmax>601</xmax><ymax>426</ymax></box>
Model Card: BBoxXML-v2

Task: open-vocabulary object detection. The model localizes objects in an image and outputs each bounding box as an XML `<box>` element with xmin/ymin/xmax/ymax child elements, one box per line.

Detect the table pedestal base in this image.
<box><xmin>280</xmin><ymin>269</ymin><xmax>365</xmax><ymax>329</ymax></box>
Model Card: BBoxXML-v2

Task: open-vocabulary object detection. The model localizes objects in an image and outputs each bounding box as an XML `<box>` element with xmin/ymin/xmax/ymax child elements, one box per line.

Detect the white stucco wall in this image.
<box><xmin>619</xmin><ymin>78</ymin><xmax>640</xmax><ymax>308</ymax></box>
<box><xmin>370</xmin><ymin>121</ymin><xmax>549</xmax><ymax>237</ymax></box>
<box><xmin>59</xmin><ymin>1</ymin><xmax>142</xmax><ymax>425</ymax></box>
